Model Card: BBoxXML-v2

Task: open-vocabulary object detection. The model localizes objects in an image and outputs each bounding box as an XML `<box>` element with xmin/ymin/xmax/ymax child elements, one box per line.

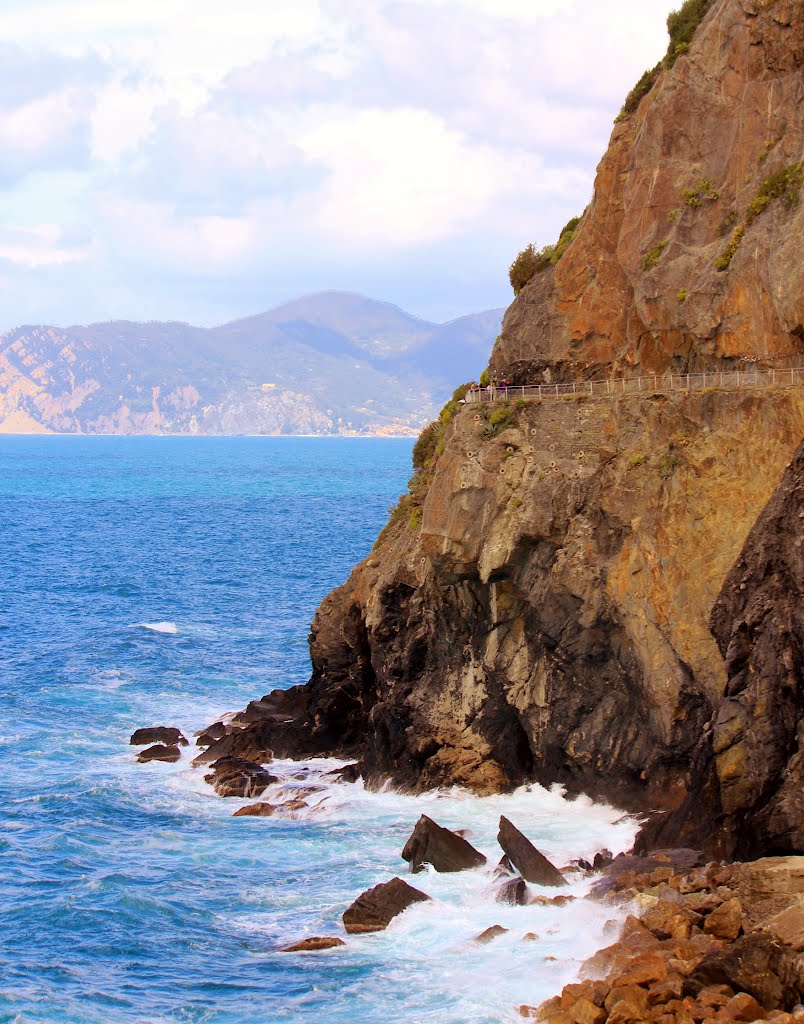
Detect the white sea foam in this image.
<box><xmin>132</xmin><ymin>621</ymin><xmax>179</xmax><ymax>635</ymax></box>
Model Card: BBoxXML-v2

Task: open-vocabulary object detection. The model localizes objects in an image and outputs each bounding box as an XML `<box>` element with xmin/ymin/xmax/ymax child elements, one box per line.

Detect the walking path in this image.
<box><xmin>465</xmin><ymin>367</ymin><xmax>803</xmax><ymax>403</ymax></box>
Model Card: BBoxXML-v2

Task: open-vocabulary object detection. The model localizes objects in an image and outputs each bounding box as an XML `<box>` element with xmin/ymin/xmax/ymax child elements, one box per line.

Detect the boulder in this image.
<box><xmin>686</xmin><ymin>930</ymin><xmax>801</xmax><ymax>1011</ymax></box>
<box><xmin>232</xmin><ymin>802</ymin><xmax>278</xmax><ymax>817</ymax></box>
<box><xmin>342</xmin><ymin>877</ymin><xmax>430</xmax><ymax>934</ymax></box>
<box><xmin>401</xmin><ymin>815</ymin><xmax>487</xmax><ymax>873</ymax></box>
<box><xmin>498</xmin><ymin>817</ymin><xmax>567</xmax><ymax>887</ymax></box>
<box><xmin>192</xmin><ymin>732</ymin><xmax>271</xmax><ymax>767</ymax></box>
<box><xmin>204</xmin><ymin>757</ymin><xmax>277</xmax><ymax>798</ymax></box>
<box><xmin>280</xmin><ymin>936</ymin><xmax>345</xmax><ymax>952</ymax></box>
<box><xmin>494</xmin><ymin>854</ymin><xmax>516</xmax><ymax>877</ymax></box>
<box><xmin>137</xmin><ymin>743</ymin><xmax>181</xmax><ymax>763</ymax></box>
<box><xmin>474</xmin><ymin>925</ymin><xmax>509</xmax><ymax>943</ymax></box>
<box><xmin>130</xmin><ymin>726</ymin><xmax>188</xmax><ymax>747</ymax></box>
<box><xmin>704</xmin><ymin>897</ymin><xmax>744</xmax><ymax>941</ymax></box>
<box><xmin>497</xmin><ymin>877</ymin><xmax>528</xmax><ymax>905</ymax></box>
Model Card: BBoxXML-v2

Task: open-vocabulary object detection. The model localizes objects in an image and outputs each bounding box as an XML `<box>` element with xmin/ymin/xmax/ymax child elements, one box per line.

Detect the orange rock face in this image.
<box><xmin>492</xmin><ymin>0</ymin><xmax>804</xmax><ymax>384</ymax></box>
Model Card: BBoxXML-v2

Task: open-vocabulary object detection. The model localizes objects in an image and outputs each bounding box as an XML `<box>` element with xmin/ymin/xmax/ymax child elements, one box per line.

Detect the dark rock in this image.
<box><xmin>130</xmin><ymin>726</ymin><xmax>187</xmax><ymax>747</ymax></box>
<box><xmin>574</xmin><ymin>859</ymin><xmax>594</xmax><ymax>871</ymax></box>
<box><xmin>280</xmin><ymin>936</ymin><xmax>345</xmax><ymax>952</ymax></box>
<box><xmin>474</xmin><ymin>925</ymin><xmax>508</xmax><ymax>943</ymax></box>
<box><xmin>401</xmin><ymin>815</ymin><xmax>487</xmax><ymax>873</ymax></box>
<box><xmin>494</xmin><ymin>854</ymin><xmax>516</xmax><ymax>878</ymax></box>
<box><xmin>685</xmin><ymin>929</ymin><xmax>802</xmax><ymax>1011</ymax></box>
<box><xmin>529</xmin><ymin>894</ymin><xmax>576</xmax><ymax>907</ymax></box>
<box><xmin>204</xmin><ymin>757</ymin><xmax>277</xmax><ymax>798</ymax></box>
<box><xmin>497</xmin><ymin>816</ymin><xmax>567</xmax><ymax>887</ymax></box>
<box><xmin>496</xmin><ymin>877</ymin><xmax>528</xmax><ymax>905</ymax></box>
<box><xmin>637</xmin><ymin>445</ymin><xmax>804</xmax><ymax>859</ymax></box>
<box><xmin>195</xmin><ymin>721</ymin><xmax>227</xmax><ymax>746</ymax></box>
<box><xmin>342</xmin><ymin>876</ymin><xmax>430</xmax><ymax>934</ymax></box>
<box><xmin>593</xmin><ymin>849</ymin><xmax>613</xmax><ymax>869</ymax></box>
<box><xmin>323</xmin><ymin>762</ymin><xmax>362</xmax><ymax>783</ymax></box>
<box><xmin>232</xmin><ymin>802</ymin><xmax>277</xmax><ymax>817</ymax></box>
<box><xmin>192</xmin><ymin>731</ymin><xmax>272</xmax><ymax>767</ymax></box>
<box><xmin>137</xmin><ymin>743</ymin><xmax>181</xmax><ymax>763</ymax></box>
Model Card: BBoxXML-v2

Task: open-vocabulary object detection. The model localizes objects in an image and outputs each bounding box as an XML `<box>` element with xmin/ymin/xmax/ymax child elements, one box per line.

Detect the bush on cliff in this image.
<box><xmin>666</xmin><ymin>0</ymin><xmax>712</xmax><ymax>66</ymax></box>
<box><xmin>508</xmin><ymin>215</ymin><xmax>583</xmax><ymax>294</ymax></box>
<box><xmin>616</xmin><ymin>62</ymin><xmax>662</xmax><ymax>120</ymax></box>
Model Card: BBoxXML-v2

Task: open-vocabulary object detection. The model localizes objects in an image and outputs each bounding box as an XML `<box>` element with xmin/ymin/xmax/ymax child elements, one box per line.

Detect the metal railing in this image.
<box><xmin>464</xmin><ymin>367</ymin><xmax>804</xmax><ymax>403</ymax></box>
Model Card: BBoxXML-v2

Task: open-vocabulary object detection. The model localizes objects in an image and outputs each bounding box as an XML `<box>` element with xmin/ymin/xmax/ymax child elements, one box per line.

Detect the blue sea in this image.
<box><xmin>0</xmin><ymin>437</ymin><xmax>638</xmax><ymax>1024</ymax></box>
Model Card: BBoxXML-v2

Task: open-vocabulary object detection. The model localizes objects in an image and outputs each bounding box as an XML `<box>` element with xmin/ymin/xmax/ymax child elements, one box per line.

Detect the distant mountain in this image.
<box><xmin>0</xmin><ymin>292</ymin><xmax>503</xmax><ymax>435</ymax></box>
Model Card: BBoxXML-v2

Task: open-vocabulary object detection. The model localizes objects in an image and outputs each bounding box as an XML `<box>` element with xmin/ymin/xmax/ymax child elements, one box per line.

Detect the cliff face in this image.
<box><xmin>211</xmin><ymin>0</ymin><xmax>804</xmax><ymax>852</ymax></box>
<box><xmin>492</xmin><ymin>0</ymin><xmax>803</xmax><ymax>383</ymax></box>
<box><xmin>638</xmin><ymin>442</ymin><xmax>803</xmax><ymax>857</ymax></box>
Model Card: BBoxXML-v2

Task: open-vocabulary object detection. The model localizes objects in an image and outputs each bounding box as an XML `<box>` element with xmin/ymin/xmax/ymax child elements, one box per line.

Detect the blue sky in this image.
<box><xmin>0</xmin><ymin>0</ymin><xmax>671</xmax><ymax>328</ymax></box>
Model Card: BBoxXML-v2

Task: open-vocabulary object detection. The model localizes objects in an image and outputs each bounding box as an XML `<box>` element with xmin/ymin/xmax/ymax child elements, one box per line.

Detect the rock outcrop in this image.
<box><xmin>130</xmin><ymin>727</ymin><xmax>188</xmax><ymax>747</ymax></box>
<box><xmin>197</xmin><ymin>0</ymin><xmax>804</xmax><ymax>854</ymax></box>
<box><xmin>498</xmin><ymin>817</ymin><xmax>567</xmax><ymax>887</ymax></box>
<box><xmin>401</xmin><ymin>815</ymin><xmax>487</xmax><ymax>873</ymax></box>
<box><xmin>492</xmin><ymin>0</ymin><xmax>803</xmax><ymax>384</ymax></box>
<box><xmin>136</xmin><ymin>743</ymin><xmax>181</xmax><ymax>763</ymax></box>
<box><xmin>342</xmin><ymin>877</ymin><xmax>430</xmax><ymax>934</ymax></box>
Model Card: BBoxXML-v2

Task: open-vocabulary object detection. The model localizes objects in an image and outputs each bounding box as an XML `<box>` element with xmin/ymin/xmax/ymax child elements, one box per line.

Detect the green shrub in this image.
<box><xmin>508</xmin><ymin>212</ymin><xmax>584</xmax><ymax>292</ymax></box>
<box><xmin>718</xmin><ymin>211</ymin><xmax>738</xmax><ymax>237</ymax></box>
<box><xmin>642</xmin><ymin>240</ymin><xmax>669</xmax><ymax>271</ymax></box>
<box><xmin>409</xmin><ymin>505</ymin><xmax>422</xmax><ymax>530</ymax></box>
<box><xmin>660</xmin><ymin>454</ymin><xmax>682</xmax><ymax>478</ymax></box>
<box><xmin>481</xmin><ymin>404</ymin><xmax>516</xmax><ymax>438</ymax></box>
<box><xmin>412</xmin><ymin>421</ymin><xmax>441</xmax><ymax>469</ymax></box>
<box><xmin>509</xmin><ymin>244</ymin><xmax>542</xmax><ymax>294</ymax></box>
<box><xmin>479</xmin><ymin>369</ymin><xmax>490</xmax><ymax>387</ymax></box>
<box><xmin>745</xmin><ymin>163</ymin><xmax>804</xmax><ymax>225</ymax></box>
<box><xmin>676</xmin><ymin>288</ymin><xmax>688</xmax><ymax>303</ymax></box>
<box><xmin>667</xmin><ymin>207</ymin><xmax>681</xmax><ymax>223</ymax></box>
<box><xmin>682</xmin><ymin>178</ymin><xmax>720</xmax><ymax>207</ymax></box>
<box><xmin>666</xmin><ymin>0</ymin><xmax>712</xmax><ymax>67</ymax></box>
<box><xmin>616</xmin><ymin>62</ymin><xmax>662</xmax><ymax>121</ymax></box>
<box><xmin>715</xmin><ymin>224</ymin><xmax>745</xmax><ymax>270</ymax></box>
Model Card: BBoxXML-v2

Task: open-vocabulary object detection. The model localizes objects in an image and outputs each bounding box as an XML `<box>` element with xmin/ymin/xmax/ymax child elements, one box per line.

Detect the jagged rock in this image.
<box><xmin>494</xmin><ymin>854</ymin><xmax>516</xmax><ymax>878</ymax></box>
<box><xmin>401</xmin><ymin>815</ymin><xmax>487</xmax><ymax>873</ymax></box>
<box><xmin>136</xmin><ymin>743</ymin><xmax>181</xmax><ymax>763</ymax></box>
<box><xmin>195</xmin><ymin>722</ymin><xmax>226</xmax><ymax>746</ymax></box>
<box><xmin>529</xmin><ymin>894</ymin><xmax>576</xmax><ymax>908</ymax></box>
<box><xmin>593</xmin><ymin>850</ymin><xmax>613</xmax><ymax>869</ymax></box>
<box><xmin>497</xmin><ymin>817</ymin><xmax>566</xmax><ymax>887</ymax></box>
<box><xmin>130</xmin><ymin>726</ymin><xmax>187</xmax><ymax>747</ymax></box>
<box><xmin>232</xmin><ymin>802</ymin><xmax>277</xmax><ymax>817</ymax></box>
<box><xmin>342</xmin><ymin>877</ymin><xmax>430</xmax><ymax>934</ymax></box>
<box><xmin>192</xmin><ymin>731</ymin><xmax>271</xmax><ymax>767</ymax></box>
<box><xmin>280</xmin><ymin>936</ymin><xmax>345</xmax><ymax>952</ymax></box>
<box><xmin>496</xmin><ymin>877</ymin><xmax>528</xmax><ymax>905</ymax></box>
<box><xmin>323</xmin><ymin>762</ymin><xmax>361</xmax><ymax>783</ymax></box>
<box><xmin>204</xmin><ymin>757</ymin><xmax>277</xmax><ymax>798</ymax></box>
<box><xmin>474</xmin><ymin>925</ymin><xmax>508</xmax><ymax>943</ymax></box>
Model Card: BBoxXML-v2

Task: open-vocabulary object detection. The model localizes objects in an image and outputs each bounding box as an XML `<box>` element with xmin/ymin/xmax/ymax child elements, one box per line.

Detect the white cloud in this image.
<box><xmin>0</xmin><ymin>0</ymin><xmax>674</xmax><ymax>327</ymax></box>
<box><xmin>0</xmin><ymin>223</ymin><xmax>92</xmax><ymax>267</ymax></box>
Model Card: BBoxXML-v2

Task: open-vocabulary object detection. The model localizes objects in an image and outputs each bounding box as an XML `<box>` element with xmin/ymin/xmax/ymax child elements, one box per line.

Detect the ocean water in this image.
<box><xmin>0</xmin><ymin>436</ymin><xmax>638</xmax><ymax>1024</ymax></box>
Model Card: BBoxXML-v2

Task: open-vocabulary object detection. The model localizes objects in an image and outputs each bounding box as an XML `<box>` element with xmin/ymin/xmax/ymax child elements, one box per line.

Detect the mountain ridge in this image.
<box><xmin>0</xmin><ymin>291</ymin><xmax>503</xmax><ymax>435</ymax></box>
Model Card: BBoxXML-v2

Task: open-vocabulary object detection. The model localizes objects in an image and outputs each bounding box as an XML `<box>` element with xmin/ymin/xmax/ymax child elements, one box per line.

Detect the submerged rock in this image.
<box><xmin>497</xmin><ymin>817</ymin><xmax>567</xmax><ymax>887</ymax></box>
<box><xmin>130</xmin><ymin>727</ymin><xmax>188</xmax><ymax>747</ymax></box>
<box><xmin>496</xmin><ymin>877</ymin><xmax>528</xmax><ymax>905</ymax></box>
<box><xmin>342</xmin><ymin>877</ymin><xmax>430</xmax><ymax>934</ymax></box>
<box><xmin>401</xmin><ymin>815</ymin><xmax>487</xmax><ymax>873</ymax></box>
<box><xmin>137</xmin><ymin>743</ymin><xmax>181</xmax><ymax>763</ymax></box>
<box><xmin>204</xmin><ymin>757</ymin><xmax>277</xmax><ymax>798</ymax></box>
<box><xmin>280</xmin><ymin>936</ymin><xmax>345</xmax><ymax>952</ymax></box>
<box><xmin>474</xmin><ymin>925</ymin><xmax>508</xmax><ymax>943</ymax></box>
<box><xmin>232</xmin><ymin>802</ymin><xmax>277</xmax><ymax>817</ymax></box>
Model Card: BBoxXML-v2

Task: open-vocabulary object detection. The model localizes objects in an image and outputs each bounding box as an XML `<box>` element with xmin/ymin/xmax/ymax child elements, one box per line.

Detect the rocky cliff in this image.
<box><xmin>204</xmin><ymin>0</ymin><xmax>804</xmax><ymax>855</ymax></box>
<box><xmin>492</xmin><ymin>0</ymin><xmax>803</xmax><ymax>383</ymax></box>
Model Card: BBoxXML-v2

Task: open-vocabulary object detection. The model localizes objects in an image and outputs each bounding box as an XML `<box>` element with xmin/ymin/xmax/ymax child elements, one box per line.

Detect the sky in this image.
<box><xmin>0</xmin><ymin>0</ymin><xmax>672</xmax><ymax>329</ymax></box>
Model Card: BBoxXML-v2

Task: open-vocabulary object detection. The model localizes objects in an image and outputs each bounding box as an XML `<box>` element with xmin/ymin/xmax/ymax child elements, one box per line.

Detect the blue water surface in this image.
<box><xmin>0</xmin><ymin>437</ymin><xmax>413</xmax><ymax>1024</ymax></box>
<box><xmin>0</xmin><ymin>436</ymin><xmax>637</xmax><ymax>1024</ymax></box>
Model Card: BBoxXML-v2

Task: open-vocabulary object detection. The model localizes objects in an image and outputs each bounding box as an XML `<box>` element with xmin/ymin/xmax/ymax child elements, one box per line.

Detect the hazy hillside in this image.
<box><xmin>0</xmin><ymin>292</ymin><xmax>503</xmax><ymax>435</ymax></box>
